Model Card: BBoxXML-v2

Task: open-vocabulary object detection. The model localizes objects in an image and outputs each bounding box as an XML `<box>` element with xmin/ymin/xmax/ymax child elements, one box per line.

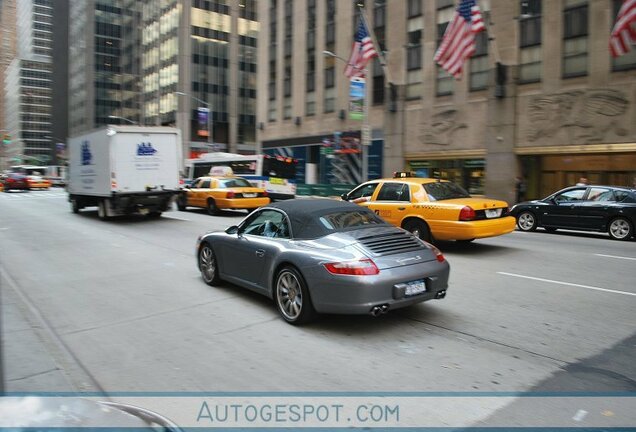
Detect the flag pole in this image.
<box><xmin>357</xmin><ymin>5</ymin><xmax>392</xmax><ymax>84</ymax></box>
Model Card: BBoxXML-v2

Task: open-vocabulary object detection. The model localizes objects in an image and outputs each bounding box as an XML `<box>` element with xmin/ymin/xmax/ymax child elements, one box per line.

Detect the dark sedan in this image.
<box><xmin>510</xmin><ymin>185</ymin><xmax>636</xmax><ymax>240</ymax></box>
<box><xmin>196</xmin><ymin>199</ymin><xmax>450</xmax><ymax>324</ymax></box>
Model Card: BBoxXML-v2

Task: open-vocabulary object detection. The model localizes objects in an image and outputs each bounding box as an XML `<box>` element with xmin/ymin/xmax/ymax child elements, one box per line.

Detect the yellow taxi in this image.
<box><xmin>342</xmin><ymin>173</ymin><xmax>516</xmax><ymax>242</ymax></box>
<box><xmin>177</xmin><ymin>167</ymin><xmax>270</xmax><ymax>215</ymax></box>
<box><xmin>26</xmin><ymin>175</ymin><xmax>51</xmax><ymax>190</ymax></box>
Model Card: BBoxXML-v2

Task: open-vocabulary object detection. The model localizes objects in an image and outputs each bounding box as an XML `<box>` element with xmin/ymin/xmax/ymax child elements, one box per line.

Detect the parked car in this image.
<box><xmin>510</xmin><ymin>185</ymin><xmax>636</xmax><ymax>241</ymax></box>
<box><xmin>196</xmin><ymin>199</ymin><xmax>450</xmax><ymax>324</ymax></box>
<box><xmin>178</xmin><ymin>167</ymin><xmax>270</xmax><ymax>215</ymax></box>
<box><xmin>2</xmin><ymin>172</ymin><xmax>30</xmax><ymax>192</ymax></box>
<box><xmin>26</xmin><ymin>174</ymin><xmax>51</xmax><ymax>190</ymax></box>
<box><xmin>341</xmin><ymin>173</ymin><xmax>516</xmax><ymax>243</ymax></box>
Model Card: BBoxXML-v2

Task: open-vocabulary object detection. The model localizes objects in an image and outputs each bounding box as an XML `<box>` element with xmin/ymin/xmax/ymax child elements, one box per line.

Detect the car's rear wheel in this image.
<box><xmin>275</xmin><ymin>266</ymin><xmax>315</xmax><ymax>325</ymax></box>
<box><xmin>207</xmin><ymin>198</ymin><xmax>219</xmax><ymax>216</ymax></box>
<box><xmin>608</xmin><ymin>217</ymin><xmax>633</xmax><ymax>241</ymax></box>
<box><xmin>403</xmin><ymin>220</ymin><xmax>432</xmax><ymax>243</ymax></box>
<box><xmin>246</xmin><ymin>208</ymin><xmax>257</xmax><ymax>214</ymax></box>
<box><xmin>199</xmin><ymin>244</ymin><xmax>221</xmax><ymax>285</ymax></box>
<box><xmin>457</xmin><ymin>238</ymin><xmax>475</xmax><ymax>243</ymax></box>
<box><xmin>516</xmin><ymin>211</ymin><xmax>537</xmax><ymax>231</ymax></box>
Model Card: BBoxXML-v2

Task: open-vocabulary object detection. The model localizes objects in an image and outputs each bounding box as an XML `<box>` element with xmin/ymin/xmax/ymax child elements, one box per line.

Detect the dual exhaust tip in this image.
<box><xmin>370</xmin><ymin>304</ymin><xmax>389</xmax><ymax>317</ymax></box>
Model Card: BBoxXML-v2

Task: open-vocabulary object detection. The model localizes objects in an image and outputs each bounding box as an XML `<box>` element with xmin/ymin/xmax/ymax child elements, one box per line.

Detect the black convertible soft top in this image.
<box><xmin>265</xmin><ymin>199</ymin><xmax>386</xmax><ymax>240</ymax></box>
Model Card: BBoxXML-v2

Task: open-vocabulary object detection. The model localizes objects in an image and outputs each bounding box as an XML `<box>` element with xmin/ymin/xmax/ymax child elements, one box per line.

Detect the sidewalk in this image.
<box><xmin>1</xmin><ymin>277</ymin><xmax>75</xmax><ymax>392</ymax></box>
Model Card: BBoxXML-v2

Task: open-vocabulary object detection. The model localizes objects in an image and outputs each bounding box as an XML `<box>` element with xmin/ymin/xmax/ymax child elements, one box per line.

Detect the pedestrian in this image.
<box><xmin>515</xmin><ymin>176</ymin><xmax>526</xmax><ymax>203</ymax></box>
<box><xmin>576</xmin><ymin>176</ymin><xmax>589</xmax><ymax>186</ymax></box>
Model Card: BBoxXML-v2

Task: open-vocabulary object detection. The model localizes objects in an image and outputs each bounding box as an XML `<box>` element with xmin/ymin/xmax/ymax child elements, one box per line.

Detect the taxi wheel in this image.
<box><xmin>177</xmin><ymin>196</ymin><xmax>187</xmax><ymax>211</ymax></box>
<box><xmin>247</xmin><ymin>208</ymin><xmax>257</xmax><ymax>214</ymax></box>
<box><xmin>403</xmin><ymin>220</ymin><xmax>432</xmax><ymax>243</ymax></box>
<box><xmin>516</xmin><ymin>211</ymin><xmax>537</xmax><ymax>231</ymax></box>
<box><xmin>207</xmin><ymin>198</ymin><xmax>219</xmax><ymax>216</ymax></box>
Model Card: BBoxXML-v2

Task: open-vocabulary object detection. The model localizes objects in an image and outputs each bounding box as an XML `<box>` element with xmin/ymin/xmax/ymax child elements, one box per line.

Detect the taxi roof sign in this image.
<box><xmin>209</xmin><ymin>166</ymin><xmax>233</xmax><ymax>177</ymax></box>
<box><xmin>393</xmin><ymin>171</ymin><xmax>416</xmax><ymax>178</ymax></box>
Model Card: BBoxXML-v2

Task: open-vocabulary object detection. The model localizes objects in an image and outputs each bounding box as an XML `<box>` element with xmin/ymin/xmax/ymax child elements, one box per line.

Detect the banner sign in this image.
<box><xmin>197</xmin><ymin>107</ymin><xmax>210</xmax><ymax>137</ymax></box>
<box><xmin>349</xmin><ymin>78</ymin><xmax>365</xmax><ymax>121</ymax></box>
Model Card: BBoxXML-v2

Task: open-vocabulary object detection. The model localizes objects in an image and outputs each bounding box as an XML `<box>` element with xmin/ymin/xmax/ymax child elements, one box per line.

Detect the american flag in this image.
<box><xmin>345</xmin><ymin>18</ymin><xmax>378</xmax><ymax>78</ymax></box>
<box><xmin>610</xmin><ymin>0</ymin><xmax>636</xmax><ymax>57</ymax></box>
<box><xmin>434</xmin><ymin>0</ymin><xmax>485</xmax><ymax>79</ymax></box>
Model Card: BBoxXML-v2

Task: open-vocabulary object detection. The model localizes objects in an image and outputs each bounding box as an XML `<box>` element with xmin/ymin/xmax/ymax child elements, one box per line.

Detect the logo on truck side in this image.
<box><xmin>137</xmin><ymin>143</ymin><xmax>157</xmax><ymax>156</ymax></box>
<box><xmin>81</xmin><ymin>141</ymin><xmax>92</xmax><ymax>165</ymax></box>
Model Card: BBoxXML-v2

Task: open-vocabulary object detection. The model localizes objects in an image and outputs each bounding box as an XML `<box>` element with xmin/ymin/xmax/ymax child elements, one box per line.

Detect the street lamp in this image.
<box><xmin>323</xmin><ymin>50</ymin><xmax>370</xmax><ymax>182</ymax></box>
<box><xmin>175</xmin><ymin>91</ymin><xmax>213</xmax><ymax>151</ymax></box>
<box><xmin>108</xmin><ymin>115</ymin><xmax>137</xmax><ymax>125</ymax></box>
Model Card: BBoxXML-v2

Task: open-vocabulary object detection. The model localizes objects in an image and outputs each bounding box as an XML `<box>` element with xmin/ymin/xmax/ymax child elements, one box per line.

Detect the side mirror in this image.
<box><xmin>340</xmin><ymin>193</ymin><xmax>349</xmax><ymax>201</ymax></box>
<box><xmin>226</xmin><ymin>225</ymin><xmax>239</xmax><ymax>235</ymax></box>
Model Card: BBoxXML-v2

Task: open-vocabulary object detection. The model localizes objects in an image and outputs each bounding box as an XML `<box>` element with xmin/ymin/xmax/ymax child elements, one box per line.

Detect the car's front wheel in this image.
<box><xmin>516</xmin><ymin>211</ymin><xmax>537</xmax><ymax>231</ymax></box>
<box><xmin>275</xmin><ymin>266</ymin><xmax>315</xmax><ymax>325</ymax></box>
<box><xmin>199</xmin><ymin>244</ymin><xmax>221</xmax><ymax>285</ymax></box>
<box><xmin>608</xmin><ymin>217</ymin><xmax>633</xmax><ymax>241</ymax></box>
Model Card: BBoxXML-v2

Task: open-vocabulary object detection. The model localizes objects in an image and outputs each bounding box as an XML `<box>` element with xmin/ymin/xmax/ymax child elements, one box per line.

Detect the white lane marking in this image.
<box><xmin>594</xmin><ymin>253</ymin><xmax>636</xmax><ymax>261</ymax></box>
<box><xmin>497</xmin><ymin>272</ymin><xmax>636</xmax><ymax>297</ymax></box>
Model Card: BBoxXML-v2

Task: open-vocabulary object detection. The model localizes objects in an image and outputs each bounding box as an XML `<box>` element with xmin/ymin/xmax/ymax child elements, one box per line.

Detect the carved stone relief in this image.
<box><xmin>422</xmin><ymin>109</ymin><xmax>467</xmax><ymax>145</ymax></box>
<box><xmin>526</xmin><ymin>89</ymin><xmax>629</xmax><ymax>143</ymax></box>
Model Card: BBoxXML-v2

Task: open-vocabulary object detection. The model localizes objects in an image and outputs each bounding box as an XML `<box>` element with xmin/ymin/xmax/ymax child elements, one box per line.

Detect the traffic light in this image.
<box><xmin>2</xmin><ymin>134</ymin><xmax>10</xmax><ymax>145</ymax></box>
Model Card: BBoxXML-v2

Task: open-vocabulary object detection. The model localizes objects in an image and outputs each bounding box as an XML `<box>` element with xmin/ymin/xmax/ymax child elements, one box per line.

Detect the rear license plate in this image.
<box><xmin>138</xmin><ymin>208</ymin><xmax>149</xmax><ymax>215</ymax></box>
<box><xmin>405</xmin><ymin>279</ymin><xmax>427</xmax><ymax>296</ymax></box>
<box><xmin>243</xmin><ymin>193</ymin><xmax>257</xmax><ymax>198</ymax></box>
<box><xmin>485</xmin><ymin>209</ymin><xmax>502</xmax><ymax>218</ymax></box>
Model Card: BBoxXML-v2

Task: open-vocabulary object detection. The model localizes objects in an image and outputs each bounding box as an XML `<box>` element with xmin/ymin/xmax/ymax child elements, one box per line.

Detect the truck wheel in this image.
<box><xmin>148</xmin><ymin>211</ymin><xmax>162</xmax><ymax>218</ymax></box>
<box><xmin>70</xmin><ymin>197</ymin><xmax>80</xmax><ymax>214</ymax></box>
<box><xmin>207</xmin><ymin>199</ymin><xmax>219</xmax><ymax>216</ymax></box>
<box><xmin>97</xmin><ymin>200</ymin><xmax>109</xmax><ymax>220</ymax></box>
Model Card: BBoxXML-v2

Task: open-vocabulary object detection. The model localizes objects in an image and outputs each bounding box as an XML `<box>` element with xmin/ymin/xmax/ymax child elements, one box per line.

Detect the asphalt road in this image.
<box><xmin>1</xmin><ymin>189</ymin><xmax>635</xmax><ymax>399</ymax></box>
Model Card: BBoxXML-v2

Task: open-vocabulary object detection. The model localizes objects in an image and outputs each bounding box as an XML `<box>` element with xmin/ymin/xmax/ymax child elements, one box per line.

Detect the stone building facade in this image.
<box><xmin>257</xmin><ymin>0</ymin><xmax>636</xmax><ymax>201</ymax></box>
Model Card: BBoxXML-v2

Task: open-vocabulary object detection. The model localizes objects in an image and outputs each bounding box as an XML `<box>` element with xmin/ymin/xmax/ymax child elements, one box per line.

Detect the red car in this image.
<box><xmin>2</xmin><ymin>173</ymin><xmax>30</xmax><ymax>192</ymax></box>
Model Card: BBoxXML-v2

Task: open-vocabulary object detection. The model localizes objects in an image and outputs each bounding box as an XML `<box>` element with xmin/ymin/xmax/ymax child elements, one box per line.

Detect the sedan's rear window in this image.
<box><xmin>218</xmin><ymin>178</ymin><xmax>252</xmax><ymax>188</ymax></box>
<box><xmin>423</xmin><ymin>182</ymin><xmax>470</xmax><ymax>200</ymax></box>
<box><xmin>319</xmin><ymin>211</ymin><xmax>385</xmax><ymax>230</ymax></box>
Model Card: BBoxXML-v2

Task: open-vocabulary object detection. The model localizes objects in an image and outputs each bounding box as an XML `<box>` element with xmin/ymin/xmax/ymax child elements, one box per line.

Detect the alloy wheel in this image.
<box><xmin>517</xmin><ymin>212</ymin><xmax>536</xmax><ymax>231</ymax></box>
<box><xmin>609</xmin><ymin>218</ymin><xmax>631</xmax><ymax>240</ymax></box>
<box><xmin>276</xmin><ymin>270</ymin><xmax>303</xmax><ymax>321</ymax></box>
<box><xmin>199</xmin><ymin>245</ymin><xmax>218</xmax><ymax>284</ymax></box>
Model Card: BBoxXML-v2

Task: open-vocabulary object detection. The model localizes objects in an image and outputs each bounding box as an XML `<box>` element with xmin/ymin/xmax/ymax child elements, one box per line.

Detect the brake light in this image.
<box><xmin>262</xmin><ymin>191</ymin><xmax>268</xmax><ymax>197</ymax></box>
<box><xmin>324</xmin><ymin>259</ymin><xmax>380</xmax><ymax>276</ymax></box>
<box><xmin>459</xmin><ymin>206</ymin><xmax>475</xmax><ymax>221</ymax></box>
<box><xmin>430</xmin><ymin>244</ymin><xmax>446</xmax><ymax>263</ymax></box>
<box><xmin>226</xmin><ymin>191</ymin><xmax>235</xmax><ymax>199</ymax></box>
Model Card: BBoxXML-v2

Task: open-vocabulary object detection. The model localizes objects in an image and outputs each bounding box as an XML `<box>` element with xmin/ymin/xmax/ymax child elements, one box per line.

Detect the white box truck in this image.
<box><xmin>67</xmin><ymin>126</ymin><xmax>182</xmax><ymax>219</ymax></box>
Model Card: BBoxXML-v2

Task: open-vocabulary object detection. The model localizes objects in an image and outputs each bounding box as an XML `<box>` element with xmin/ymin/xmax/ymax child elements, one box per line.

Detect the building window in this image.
<box><xmin>268</xmin><ymin>99</ymin><xmax>277</xmax><ymax>122</ymax></box>
<box><xmin>519</xmin><ymin>0</ymin><xmax>542</xmax><ymax>83</ymax></box>
<box><xmin>373</xmin><ymin>0</ymin><xmax>386</xmax><ymax>105</ymax></box>
<box><xmin>563</xmin><ymin>1</ymin><xmax>588</xmax><ymax>78</ymax></box>
<box><xmin>324</xmin><ymin>88</ymin><xmax>335</xmax><ymax>113</ymax></box>
<box><xmin>470</xmin><ymin>27</ymin><xmax>489</xmax><ymax>90</ymax></box>
<box><xmin>436</xmin><ymin>7</ymin><xmax>454</xmax><ymax>96</ymax></box>
<box><xmin>406</xmin><ymin>10</ymin><xmax>423</xmax><ymax>99</ymax></box>
<box><xmin>611</xmin><ymin>0</ymin><xmax>636</xmax><ymax>71</ymax></box>
<box><xmin>306</xmin><ymin>92</ymin><xmax>316</xmax><ymax>116</ymax></box>
<box><xmin>408</xmin><ymin>0</ymin><xmax>422</xmax><ymax>18</ymax></box>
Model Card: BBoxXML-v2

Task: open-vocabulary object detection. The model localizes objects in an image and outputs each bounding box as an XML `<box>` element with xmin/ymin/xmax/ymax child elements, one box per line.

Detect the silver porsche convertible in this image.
<box><xmin>196</xmin><ymin>199</ymin><xmax>450</xmax><ymax>324</ymax></box>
